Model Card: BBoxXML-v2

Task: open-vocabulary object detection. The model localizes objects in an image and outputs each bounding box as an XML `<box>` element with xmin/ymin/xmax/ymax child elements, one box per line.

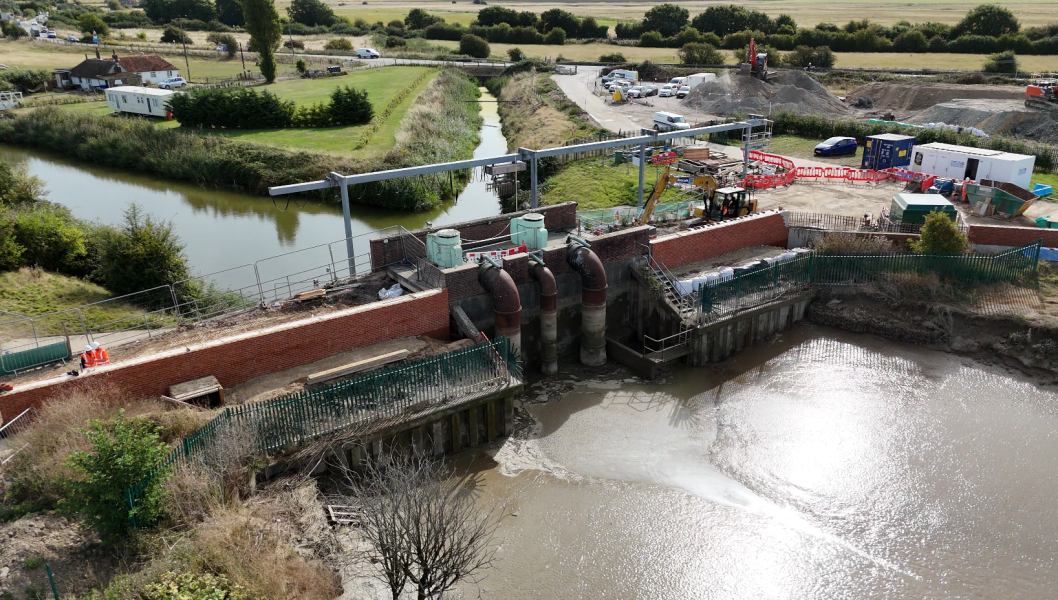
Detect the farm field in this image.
<box><xmin>334</xmin><ymin>0</ymin><xmax>1058</xmax><ymax>28</ymax></box>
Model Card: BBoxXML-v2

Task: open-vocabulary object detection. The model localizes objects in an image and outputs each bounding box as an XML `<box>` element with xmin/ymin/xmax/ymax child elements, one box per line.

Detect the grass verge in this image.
<box><xmin>540</xmin><ymin>155</ymin><xmax>683</xmax><ymax>209</ymax></box>
<box><xmin>0</xmin><ymin>268</ymin><xmax>145</xmax><ymax>337</ymax></box>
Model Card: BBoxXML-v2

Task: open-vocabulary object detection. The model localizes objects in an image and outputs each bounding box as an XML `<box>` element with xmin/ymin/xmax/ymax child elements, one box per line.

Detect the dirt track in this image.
<box><xmin>846</xmin><ymin>82</ymin><xmax>1026</xmax><ymax>117</ymax></box>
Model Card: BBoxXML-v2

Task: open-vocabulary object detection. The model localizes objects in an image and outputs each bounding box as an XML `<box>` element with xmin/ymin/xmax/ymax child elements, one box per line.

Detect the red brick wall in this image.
<box><xmin>968</xmin><ymin>224</ymin><xmax>1058</xmax><ymax>248</ymax></box>
<box><xmin>650</xmin><ymin>211</ymin><xmax>790</xmax><ymax>269</ymax></box>
<box><xmin>0</xmin><ymin>290</ymin><xmax>449</xmax><ymax>423</ymax></box>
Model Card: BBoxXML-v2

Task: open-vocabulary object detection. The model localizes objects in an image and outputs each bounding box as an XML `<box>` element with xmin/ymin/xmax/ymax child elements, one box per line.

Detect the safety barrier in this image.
<box><xmin>0</xmin><ymin>341</ymin><xmax>70</xmax><ymax>376</ymax></box>
<box><xmin>124</xmin><ymin>336</ymin><xmax>518</xmax><ymax>527</ymax></box>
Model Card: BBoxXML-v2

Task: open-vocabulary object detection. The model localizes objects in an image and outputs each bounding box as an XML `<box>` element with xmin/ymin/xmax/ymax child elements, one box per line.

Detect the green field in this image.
<box><xmin>18</xmin><ymin>66</ymin><xmax>440</xmax><ymax>158</ymax></box>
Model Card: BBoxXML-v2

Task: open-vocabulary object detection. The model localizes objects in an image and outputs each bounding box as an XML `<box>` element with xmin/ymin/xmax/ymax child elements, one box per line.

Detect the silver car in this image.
<box><xmin>675</xmin><ymin>85</ymin><xmax>691</xmax><ymax>99</ymax></box>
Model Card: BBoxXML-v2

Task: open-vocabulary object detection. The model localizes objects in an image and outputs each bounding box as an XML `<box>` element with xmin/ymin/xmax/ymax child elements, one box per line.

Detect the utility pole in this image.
<box><xmin>239</xmin><ymin>42</ymin><xmax>246</xmax><ymax>72</ymax></box>
<box><xmin>180</xmin><ymin>27</ymin><xmax>191</xmax><ymax>81</ymax></box>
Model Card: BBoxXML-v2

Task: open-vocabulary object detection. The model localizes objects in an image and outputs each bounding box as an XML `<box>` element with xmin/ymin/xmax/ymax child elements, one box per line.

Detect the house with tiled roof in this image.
<box><xmin>116</xmin><ymin>55</ymin><xmax>179</xmax><ymax>86</ymax></box>
<box><xmin>55</xmin><ymin>53</ymin><xmax>178</xmax><ymax>91</ymax></box>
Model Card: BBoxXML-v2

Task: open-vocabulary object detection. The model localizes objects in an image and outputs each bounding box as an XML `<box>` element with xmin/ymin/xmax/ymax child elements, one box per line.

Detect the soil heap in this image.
<box><xmin>846</xmin><ymin>82</ymin><xmax>1025</xmax><ymax>116</ymax></box>
<box><xmin>910</xmin><ymin>99</ymin><xmax>1058</xmax><ymax>144</ymax></box>
<box><xmin>680</xmin><ymin>71</ymin><xmax>849</xmax><ymax>116</ymax></box>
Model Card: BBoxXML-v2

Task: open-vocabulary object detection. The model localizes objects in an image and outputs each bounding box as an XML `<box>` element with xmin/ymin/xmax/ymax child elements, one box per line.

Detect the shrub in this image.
<box><xmin>580</xmin><ymin>15</ymin><xmax>607</xmax><ymax>38</ymax></box>
<box><xmin>459</xmin><ymin>33</ymin><xmax>490</xmax><ymax>58</ymax></box>
<box><xmin>406</xmin><ymin>7</ymin><xmax>442</xmax><ymax>29</ymax></box>
<box><xmin>93</xmin><ymin>204</ymin><xmax>193</xmax><ymax>298</ymax></box>
<box><xmin>141</xmin><ymin>571</ymin><xmax>247</xmax><ymax>600</ymax></box>
<box><xmin>324</xmin><ymin>37</ymin><xmax>352</xmax><ymax>50</ymax></box>
<box><xmin>282</xmin><ymin>39</ymin><xmax>305</xmax><ymax>49</ymax></box>
<box><xmin>77</xmin><ymin>12</ymin><xmax>109</xmax><ymax>37</ymax></box>
<box><xmin>952</xmin><ymin>3</ymin><xmax>1020</xmax><ymax>38</ymax></box>
<box><xmin>136</xmin><ymin>31</ymin><xmax>148</xmax><ymax>40</ymax></box>
<box><xmin>384</xmin><ymin>35</ymin><xmax>405</xmax><ymax>48</ymax></box>
<box><xmin>63</xmin><ymin>410</ymin><xmax>173</xmax><ymax>542</ymax></box>
<box><xmin>784</xmin><ymin>45</ymin><xmax>834</xmax><ymax>68</ymax></box>
<box><xmin>295</xmin><ymin>58</ymin><xmax>307</xmax><ymax>73</ymax></box>
<box><xmin>169</xmin><ymin>87</ymin><xmax>295</xmax><ymax>128</ymax></box>
<box><xmin>0</xmin><ymin>216</ymin><xmax>23</xmax><ymax>270</ymax></box>
<box><xmin>12</xmin><ymin>204</ymin><xmax>88</xmax><ymax>275</ymax></box>
<box><xmin>2</xmin><ymin>20</ymin><xmax>27</xmax><ymax>38</ymax></box>
<box><xmin>638</xmin><ymin>30</ymin><xmax>664</xmax><ymax>47</ymax></box>
<box><xmin>892</xmin><ymin>29</ymin><xmax>928</xmax><ymax>52</ymax></box>
<box><xmin>0</xmin><ymin>160</ymin><xmax>46</xmax><ymax>206</ymax></box>
<box><xmin>678</xmin><ymin>42</ymin><xmax>724</xmax><ymax>64</ymax></box>
<box><xmin>813</xmin><ymin>232</ymin><xmax>895</xmax><ymax>253</ymax></box>
<box><xmin>161</xmin><ymin>24</ymin><xmax>191</xmax><ymax>43</ymax></box>
<box><xmin>243</xmin><ymin>0</ymin><xmax>283</xmax><ymax>83</ymax></box>
<box><xmin>544</xmin><ymin>26</ymin><xmax>565</xmax><ymax>45</ymax></box>
<box><xmin>507</xmin><ymin>47</ymin><xmax>523</xmax><ymax>61</ymax></box>
<box><xmin>328</xmin><ymin>86</ymin><xmax>373</xmax><ymax>125</ymax></box>
<box><xmin>287</xmin><ymin>0</ymin><xmax>336</xmax><ymax>27</ymax></box>
<box><xmin>910</xmin><ymin>210</ymin><xmax>968</xmax><ymax>254</ymax></box>
<box><xmin>599</xmin><ymin>52</ymin><xmax>625</xmax><ymax>62</ymax></box>
<box><xmin>984</xmin><ymin>50</ymin><xmax>1018</xmax><ymax>74</ymax></box>
<box><xmin>206</xmin><ymin>32</ymin><xmax>239</xmax><ymax>57</ymax></box>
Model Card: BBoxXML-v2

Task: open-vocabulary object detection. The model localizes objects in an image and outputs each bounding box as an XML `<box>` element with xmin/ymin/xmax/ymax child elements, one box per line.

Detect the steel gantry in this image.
<box><xmin>268</xmin><ymin>119</ymin><xmax>768</xmax><ymax>276</ymax></box>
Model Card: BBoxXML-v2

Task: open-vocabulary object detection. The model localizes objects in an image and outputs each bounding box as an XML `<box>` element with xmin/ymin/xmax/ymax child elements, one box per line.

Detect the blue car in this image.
<box><xmin>814</xmin><ymin>136</ymin><xmax>858</xmax><ymax>157</ymax></box>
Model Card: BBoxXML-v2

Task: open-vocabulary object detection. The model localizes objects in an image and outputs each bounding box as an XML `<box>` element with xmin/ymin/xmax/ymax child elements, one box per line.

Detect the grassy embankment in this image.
<box><xmin>491</xmin><ymin>68</ymin><xmax>681</xmax><ymax>210</ymax></box>
<box><xmin>0</xmin><ymin>268</ymin><xmax>144</xmax><ymax>338</ymax></box>
<box><xmin>0</xmin><ymin>68</ymin><xmax>483</xmax><ymax>210</ymax></box>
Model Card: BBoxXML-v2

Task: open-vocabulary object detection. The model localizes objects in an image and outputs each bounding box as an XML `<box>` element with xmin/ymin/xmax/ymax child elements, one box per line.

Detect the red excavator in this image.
<box><xmin>1025</xmin><ymin>74</ymin><xmax>1058</xmax><ymax>111</ymax></box>
<box><xmin>741</xmin><ymin>39</ymin><xmax>771</xmax><ymax>81</ymax></box>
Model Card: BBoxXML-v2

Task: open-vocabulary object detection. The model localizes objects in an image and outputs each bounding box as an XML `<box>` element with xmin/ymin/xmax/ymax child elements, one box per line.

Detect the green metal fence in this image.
<box><xmin>698</xmin><ymin>242</ymin><xmax>1042</xmax><ymax>320</ymax></box>
<box><xmin>124</xmin><ymin>337</ymin><xmax>517</xmax><ymax>527</ymax></box>
<box><xmin>0</xmin><ymin>341</ymin><xmax>70</xmax><ymax>376</ymax></box>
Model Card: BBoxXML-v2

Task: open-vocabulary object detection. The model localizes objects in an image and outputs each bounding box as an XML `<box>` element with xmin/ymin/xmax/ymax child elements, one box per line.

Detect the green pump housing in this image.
<box><xmin>426</xmin><ymin>229</ymin><xmax>463</xmax><ymax>268</ymax></box>
<box><xmin>511</xmin><ymin>213</ymin><xmax>548</xmax><ymax>251</ymax></box>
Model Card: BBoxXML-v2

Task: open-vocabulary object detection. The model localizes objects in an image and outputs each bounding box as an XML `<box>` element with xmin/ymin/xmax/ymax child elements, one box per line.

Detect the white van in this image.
<box><xmin>609</xmin><ymin>69</ymin><xmax>638</xmax><ymax>83</ymax></box>
<box><xmin>356</xmin><ymin>48</ymin><xmax>380</xmax><ymax>59</ymax></box>
<box><xmin>653</xmin><ymin>111</ymin><xmax>690</xmax><ymax>131</ymax></box>
<box><xmin>669</xmin><ymin>76</ymin><xmax>687</xmax><ymax>87</ymax></box>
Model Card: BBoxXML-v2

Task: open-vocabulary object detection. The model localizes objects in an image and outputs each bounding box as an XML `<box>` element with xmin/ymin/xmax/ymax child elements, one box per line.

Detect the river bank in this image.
<box><xmin>0</xmin><ymin>69</ymin><xmax>483</xmax><ymax>212</ymax></box>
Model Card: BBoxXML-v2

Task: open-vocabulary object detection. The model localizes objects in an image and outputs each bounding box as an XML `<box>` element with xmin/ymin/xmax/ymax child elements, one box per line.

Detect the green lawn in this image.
<box><xmin>541</xmin><ymin>155</ymin><xmax>683</xmax><ymax>210</ymax></box>
<box><xmin>201</xmin><ymin>67</ymin><xmax>437</xmax><ymax>156</ymax></box>
<box><xmin>1032</xmin><ymin>172</ymin><xmax>1058</xmax><ymax>202</ymax></box>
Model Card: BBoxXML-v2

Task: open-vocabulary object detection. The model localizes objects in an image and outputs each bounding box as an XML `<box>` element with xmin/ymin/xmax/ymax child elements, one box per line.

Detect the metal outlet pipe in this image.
<box><xmin>566</xmin><ymin>242</ymin><xmax>607</xmax><ymax>366</ymax></box>
<box><xmin>530</xmin><ymin>263</ymin><xmax>558</xmax><ymax>375</ymax></box>
<box><xmin>478</xmin><ymin>262</ymin><xmax>522</xmax><ymax>356</ymax></box>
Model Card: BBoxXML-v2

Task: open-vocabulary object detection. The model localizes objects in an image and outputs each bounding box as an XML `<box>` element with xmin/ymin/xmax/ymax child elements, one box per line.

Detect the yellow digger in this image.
<box><xmin>635</xmin><ymin>169</ymin><xmax>758</xmax><ymax>226</ymax></box>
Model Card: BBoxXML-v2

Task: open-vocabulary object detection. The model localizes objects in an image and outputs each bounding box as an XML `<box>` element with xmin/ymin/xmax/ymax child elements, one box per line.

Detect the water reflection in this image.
<box><xmin>0</xmin><ymin>88</ymin><xmax>507</xmax><ymax>282</ymax></box>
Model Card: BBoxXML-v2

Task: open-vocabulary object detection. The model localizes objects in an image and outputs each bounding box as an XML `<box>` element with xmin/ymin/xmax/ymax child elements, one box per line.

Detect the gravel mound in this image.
<box><xmin>910</xmin><ymin>99</ymin><xmax>1058</xmax><ymax>144</ymax></box>
<box><xmin>846</xmin><ymin>82</ymin><xmax>1025</xmax><ymax>114</ymax></box>
<box><xmin>680</xmin><ymin>70</ymin><xmax>849</xmax><ymax>116</ymax></box>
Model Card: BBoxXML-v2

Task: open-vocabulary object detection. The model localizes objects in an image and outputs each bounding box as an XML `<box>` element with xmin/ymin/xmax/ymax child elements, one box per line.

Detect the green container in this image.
<box><xmin>890</xmin><ymin>193</ymin><xmax>956</xmax><ymax>225</ymax></box>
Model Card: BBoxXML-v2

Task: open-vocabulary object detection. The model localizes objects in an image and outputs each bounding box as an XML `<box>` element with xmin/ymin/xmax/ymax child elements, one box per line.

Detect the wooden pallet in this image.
<box><xmin>326</xmin><ymin>504</ymin><xmax>362</xmax><ymax>525</ymax></box>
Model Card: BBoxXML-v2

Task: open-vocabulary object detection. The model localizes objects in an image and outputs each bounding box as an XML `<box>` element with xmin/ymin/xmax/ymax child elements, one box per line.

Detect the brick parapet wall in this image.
<box><xmin>0</xmin><ymin>290</ymin><xmax>450</xmax><ymax>424</ymax></box>
<box><xmin>369</xmin><ymin>203</ymin><xmax>578</xmax><ymax>271</ymax></box>
<box><xmin>650</xmin><ymin>211</ymin><xmax>790</xmax><ymax>269</ymax></box>
<box><xmin>967</xmin><ymin>224</ymin><xmax>1058</xmax><ymax>248</ymax></box>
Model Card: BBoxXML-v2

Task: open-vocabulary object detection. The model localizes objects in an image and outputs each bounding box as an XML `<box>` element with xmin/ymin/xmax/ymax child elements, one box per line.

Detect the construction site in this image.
<box><xmin>2</xmin><ymin>51</ymin><xmax>1058</xmax><ymax>599</ymax></box>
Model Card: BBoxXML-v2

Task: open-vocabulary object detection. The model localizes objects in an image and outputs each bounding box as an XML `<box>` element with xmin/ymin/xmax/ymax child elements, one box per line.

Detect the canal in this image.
<box><xmin>0</xmin><ymin>88</ymin><xmax>508</xmax><ymax>286</ymax></box>
<box><xmin>433</xmin><ymin>325</ymin><xmax>1058</xmax><ymax>599</ymax></box>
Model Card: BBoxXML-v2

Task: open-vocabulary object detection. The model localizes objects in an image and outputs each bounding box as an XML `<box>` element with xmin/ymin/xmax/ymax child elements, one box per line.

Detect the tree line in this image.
<box><xmin>168</xmin><ymin>85</ymin><xmax>373</xmax><ymax>129</ymax></box>
<box><xmin>616</xmin><ymin>4</ymin><xmax>1058</xmax><ymax>56</ymax></box>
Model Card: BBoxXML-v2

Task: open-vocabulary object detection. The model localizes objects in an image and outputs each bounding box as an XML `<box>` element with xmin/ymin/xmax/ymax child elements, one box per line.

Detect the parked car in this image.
<box><xmin>675</xmin><ymin>86</ymin><xmax>691</xmax><ymax>99</ymax></box>
<box><xmin>814</xmin><ymin>136</ymin><xmax>858</xmax><ymax>156</ymax></box>
<box><xmin>659</xmin><ymin>84</ymin><xmax>675</xmax><ymax>97</ymax></box>
<box><xmin>46</xmin><ymin>30</ymin><xmax>56</xmax><ymax>38</ymax></box>
<box><xmin>626</xmin><ymin>86</ymin><xmax>645</xmax><ymax>98</ymax></box>
<box><xmin>356</xmin><ymin>48</ymin><xmax>380</xmax><ymax>59</ymax></box>
<box><xmin>642</xmin><ymin>84</ymin><xmax>658</xmax><ymax>96</ymax></box>
<box><xmin>653</xmin><ymin>111</ymin><xmax>690</xmax><ymax>131</ymax></box>
<box><xmin>158</xmin><ymin>77</ymin><xmax>188</xmax><ymax>89</ymax></box>
<box><xmin>607</xmin><ymin>80</ymin><xmax>631</xmax><ymax>92</ymax></box>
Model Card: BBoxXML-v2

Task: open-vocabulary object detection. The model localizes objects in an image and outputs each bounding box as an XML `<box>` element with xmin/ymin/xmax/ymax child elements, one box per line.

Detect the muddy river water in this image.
<box><xmin>451</xmin><ymin>324</ymin><xmax>1058</xmax><ymax>599</ymax></box>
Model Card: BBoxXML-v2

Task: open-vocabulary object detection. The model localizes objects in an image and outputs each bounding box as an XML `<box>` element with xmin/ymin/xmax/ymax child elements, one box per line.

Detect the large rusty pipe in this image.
<box><xmin>566</xmin><ymin>243</ymin><xmax>607</xmax><ymax>366</ymax></box>
<box><xmin>478</xmin><ymin>262</ymin><xmax>522</xmax><ymax>356</ymax></box>
<box><xmin>530</xmin><ymin>263</ymin><xmax>558</xmax><ymax>375</ymax></box>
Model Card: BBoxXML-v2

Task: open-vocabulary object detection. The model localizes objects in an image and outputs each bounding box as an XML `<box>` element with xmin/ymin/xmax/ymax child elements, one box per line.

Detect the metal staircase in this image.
<box><xmin>646</xmin><ymin>255</ymin><xmax>696</xmax><ymax>318</ymax></box>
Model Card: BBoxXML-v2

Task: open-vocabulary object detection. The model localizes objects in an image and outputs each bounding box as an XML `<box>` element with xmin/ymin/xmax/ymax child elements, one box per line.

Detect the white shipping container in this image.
<box><xmin>685</xmin><ymin>72</ymin><xmax>717</xmax><ymax>89</ymax></box>
<box><xmin>105</xmin><ymin>86</ymin><xmax>175</xmax><ymax>118</ymax></box>
<box><xmin>910</xmin><ymin>142</ymin><xmax>1035</xmax><ymax>190</ymax></box>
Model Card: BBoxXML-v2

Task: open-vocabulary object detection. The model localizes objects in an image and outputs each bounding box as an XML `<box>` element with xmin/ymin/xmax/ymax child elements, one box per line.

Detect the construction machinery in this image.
<box><xmin>635</xmin><ymin>165</ymin><xmax>671</xmax><ymax>226</ymax></box>
<box><xmin>740</xmin><ymin>39</ymin><xmax>771</xmax><ymax>81</ymax></box>
<box><xmin>694</xmin><ymin>187</ymin><xmax>757</xmax><ymax>221</ymax></box>
<box><xmin>1026</xmin><ymin>74</ymin><xmax>1058</xmax><ymax>111</ymax></box>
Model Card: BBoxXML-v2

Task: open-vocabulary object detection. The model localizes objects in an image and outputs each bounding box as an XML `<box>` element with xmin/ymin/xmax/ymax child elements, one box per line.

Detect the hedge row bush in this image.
<box><xmin>168</xmin><ymin>86</ymin><xmax>372</xmax><ymax>129</ymax></box>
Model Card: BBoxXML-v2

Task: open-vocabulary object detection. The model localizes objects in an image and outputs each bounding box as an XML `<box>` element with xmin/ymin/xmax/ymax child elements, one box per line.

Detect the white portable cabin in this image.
<box><xmin>104</xmin><ymin>86</ymin><xmax>175</xmax><ymax>118</ymax></box>
<box><xmin>685</xmin><ymin>72</ymin><xmax>717</xmax><ymax>89</ymax></box>
<box><xmin>909</xmin><ymin>142</ymin><xmax>1035</xmax><ymax>190</ymax></box>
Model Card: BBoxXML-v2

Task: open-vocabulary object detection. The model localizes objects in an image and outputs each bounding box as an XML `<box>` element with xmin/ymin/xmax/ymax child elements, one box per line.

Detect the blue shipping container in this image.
<box><xmin>861</xmin><ymin>133</ymin><xmax>916</xmax><ymax>170</ymax></box>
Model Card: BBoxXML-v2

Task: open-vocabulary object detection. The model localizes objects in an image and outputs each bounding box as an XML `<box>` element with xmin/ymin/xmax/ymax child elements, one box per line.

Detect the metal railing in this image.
<box><xmin>696</xmin><ymin>242</ymin><xmax>1042</xmax><ymax>321</ymax></box>
<box><xmin>0</xmin><ymin>226</ymin><xmax>408</xmax><ymax>376</ymax></box>
<box><xmin>0</xmin><ymin>407</ymin><xmax>37</xmax><ymax>468</ymax></box>
<box><xmin>785</xmin><ymin>211</ymin><xmax>970</xmax><ymax>235</ymax></box>
<box><xmin>125</xmin><ymin>336</ymin><xmax>518</xmax><ymax>527</ymax></box>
